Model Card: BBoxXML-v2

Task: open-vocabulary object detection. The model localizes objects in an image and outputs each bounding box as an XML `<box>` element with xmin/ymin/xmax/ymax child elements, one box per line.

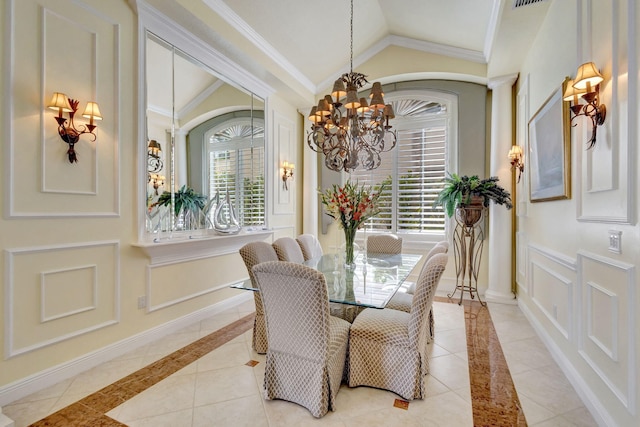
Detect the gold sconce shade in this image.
<box><xmin>565</xmin><ymin>63</ymin><xmax>606</xmax><ymax>149</ymax></box>
<box><xmin>47</xmin><ymin>91</ymin><xmax>103</xmax><ymax>163</ymax></box>
<box><xmin>47</xmin><ymin>92</ymin><xmax>73</xmax><ymax>113</ymax></box>
<box><xmin>573</xmin><ymin>62</ymin><xmax>604</xmax><ymax>90</ymax></box>
<box><xmin>508</xmin><ymin>145</ymin><xmax>524</xmax><ymax>183</ymax></box>
<box><xmin>82</xmin><ymin>102</ymin><xmax>103</xmax><ymax>121</ymax></box>
<box><xmin>281</xmin><ymin>161</ymin><xmax>294</xmax><ymax>190</ymax></box>
<box><xmin>562</xmin><ymin>79</ymin><xmax>587</xmax><ymax>102</ymax></box>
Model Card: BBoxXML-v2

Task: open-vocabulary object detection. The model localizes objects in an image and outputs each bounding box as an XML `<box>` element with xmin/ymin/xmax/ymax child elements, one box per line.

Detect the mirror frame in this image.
<box><xmin>136</xmin><ymin>2</ymin><xmax>274</xmax><ymax>242</ymax></box>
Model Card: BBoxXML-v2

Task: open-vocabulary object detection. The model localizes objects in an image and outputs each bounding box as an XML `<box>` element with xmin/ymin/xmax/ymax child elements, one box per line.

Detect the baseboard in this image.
<box><xmin>0</xmin><ymin>293</ymin><xmax>252</xmax><ymax>406</ymax></box>
<box><xmin>518</xmin><ymin>300</ymin><xmax>615</xmax><ymax>427</ymax></box>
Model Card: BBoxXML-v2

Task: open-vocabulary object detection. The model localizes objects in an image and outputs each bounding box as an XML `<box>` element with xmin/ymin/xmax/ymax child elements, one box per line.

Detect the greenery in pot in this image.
<box><xmin>434</xmin><ymin>173</ymin><xmax>513</xmax><ymax>218</ymax></box>
<box><xmin>154</xmin><ymin>185</ymin><xmax>208</xmax><ymax>216</ymax></box>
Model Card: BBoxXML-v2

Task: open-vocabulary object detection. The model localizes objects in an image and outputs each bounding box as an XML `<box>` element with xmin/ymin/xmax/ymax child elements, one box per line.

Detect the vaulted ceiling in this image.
<box><xmin>141</xmin><ymin>0</ymin><xmax>551</xmax><ymax>109</ymax></box>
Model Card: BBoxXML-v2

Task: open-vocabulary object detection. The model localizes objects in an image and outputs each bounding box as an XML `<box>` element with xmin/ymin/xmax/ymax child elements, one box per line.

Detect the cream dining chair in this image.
<box><xmin>348</xmin><ymin>253</ymin><xmax>448</xmax><ymax>400</ymax></box>
<box><xmin>366</xmin><ymin>233</ymin><xmax>403</xmax><ymax>255</ymax></box>
<box><xmin>239</xmin><ymin>241</ymin><xmax>279</xmax><ymax>354</ymax></box>
<box><xmin>253</xmin><ymin>261</ymin><xmax>351</xmax><ymax>418</ymax></box>
<box><xmin>272</xmin><ymin>236</ymin><xmax>305</xmax><ymax>263</ymax></box>
<box><xmin>387</xmin><ymin>241</ymin><xmax>449</xmax><ymax>343</ymax></box>
<box><xmin>296</xmin><ymin>234</ymin><xmax>323</xmax><ymax>261</ymax></box>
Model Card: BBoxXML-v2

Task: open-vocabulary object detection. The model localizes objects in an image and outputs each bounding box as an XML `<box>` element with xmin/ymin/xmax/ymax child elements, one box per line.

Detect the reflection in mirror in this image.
<box><xmin>145</xmin><ymin>32</ymin><xmax>266</xmax><ymax>238</ymax></box>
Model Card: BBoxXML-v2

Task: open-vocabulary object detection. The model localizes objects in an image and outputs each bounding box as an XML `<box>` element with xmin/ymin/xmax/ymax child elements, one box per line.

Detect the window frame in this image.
<box><xmin>354</xmin><ymin>90</ymin><xmax>459</xmax><ymax>249</ymax></box>
<box><xmin>204</xmin><ymin>115</ymin><xmax>266</xmax><ymax>228</ymax></box>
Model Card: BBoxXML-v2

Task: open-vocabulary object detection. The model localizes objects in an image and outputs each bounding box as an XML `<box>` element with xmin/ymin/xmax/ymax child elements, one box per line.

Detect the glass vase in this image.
<box><xmin>343</xmin><ymin>226</ymin><xmax>358</xmax><ymax>268</ymax></box>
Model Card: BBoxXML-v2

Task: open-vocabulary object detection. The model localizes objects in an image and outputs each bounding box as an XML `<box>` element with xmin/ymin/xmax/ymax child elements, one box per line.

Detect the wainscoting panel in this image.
<box><xmin>273</xmin><ymin>111</ymin><xmax>295</xmax><ymax>215</ymax></box>
<box><xmin>576</xmin><ymin>0</ymin><xmax>636</xmax><ymax>224</ymax></box>
<box><xmin>516</xmin><ymin>231</ymin><xmax>527</xmax><ymax>293</ymax></box>
<box><xmin>146</xmin><ymin>253</ymin><xmax>246</xmax><ymax>312</ymax></box>
<box><xmin>4</xmin><ymin>241</ymin><xmax>120</xmax><ymax>358</ymax></box>
<box><xmin>528</xmin><ymin>245</ymin><xmax>576</xmax><ymax>341</ymax></box>
<box><xmin>577</xmin><ymin>250</ymin><xmax>636</xmax><ymax>414</ymax></box>
<box><xmin>7</xmin><ymin>0</ymin><xmax>120</xmax><ymax>217</ymax></box>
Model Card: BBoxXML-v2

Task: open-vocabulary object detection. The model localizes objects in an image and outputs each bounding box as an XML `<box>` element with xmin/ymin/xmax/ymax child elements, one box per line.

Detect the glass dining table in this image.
<box><xmin>233</xmin><ymin>252</ymin><xmax>423</xmax><ymax>309</ymax></box>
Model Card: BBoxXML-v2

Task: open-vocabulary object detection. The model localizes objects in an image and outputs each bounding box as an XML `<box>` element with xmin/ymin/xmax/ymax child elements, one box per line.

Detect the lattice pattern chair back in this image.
<box><xmin>253</xmin><ymin>261</ymin><xmax>350</xmax><ymax>418</ymax></box>
<box><xmin>366</xmin><ymin>234</ymin><xmax>403</xmax><ymax>254</ymax></box>
<box><xmin>239</xmin><ymin>241</ymin><xmax>279</xmax><ymax>354</ymax></box>
<box><xmin>296</xmin><ymin>234</ymin><xmax>324</xmax><ymax>261</ymax></box>
<box><xmin>436</xmin><ymin>240</ymin><xmax>449</xmax><ymax>252</ymax></box>
<box><xmin>408</xmin><ymin>253</ymin><xmax>448</xmax><ymax>351</ymax></box>
<box><xmin>272</xmin><ymin>237</ymin><xmax>305</xmax><ymax>263</ymax></box>
<box><xmin>347</xmin><ymin>253</ymin><xmax>447</xmax><ymax>401</ymax></box>
<box><xmin>407</xmin><ymin>242</ymin><xmax>449</xmax><ymax>294</ymax></box>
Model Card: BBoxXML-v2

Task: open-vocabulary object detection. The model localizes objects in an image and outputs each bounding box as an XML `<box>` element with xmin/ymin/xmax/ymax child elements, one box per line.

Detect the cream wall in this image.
<box><xmin>515</xmin><ymin>1</ymin><xmax>639</xmax><ymax>426</ymax></box>
<box><xmin>0</xmin><ymin>0</ymin><xmax>298</xmax><ymax>404</ymax></box>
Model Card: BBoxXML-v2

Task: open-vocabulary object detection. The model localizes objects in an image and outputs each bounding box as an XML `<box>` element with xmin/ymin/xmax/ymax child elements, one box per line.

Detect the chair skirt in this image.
<box><xmin>264</xmin><ymin>316</ymin><xmax>350</xmax><ymax>418</ymax></box>
<box><xmin>348</xmin><ymin>308</ymin><xmax>427</xmax><ymax>401</ymax></box>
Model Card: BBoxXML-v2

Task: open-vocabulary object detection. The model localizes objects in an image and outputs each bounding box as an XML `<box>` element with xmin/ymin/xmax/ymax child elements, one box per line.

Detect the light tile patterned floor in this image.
<box><xmin>3</xmin><ymin>298</ymin><xmax>597</xmax><ymax>426</ymax></box>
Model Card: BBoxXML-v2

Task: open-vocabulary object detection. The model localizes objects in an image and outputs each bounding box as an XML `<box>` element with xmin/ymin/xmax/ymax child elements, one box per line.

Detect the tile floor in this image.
<box><xmin>3</xmin><ymin>297</ymin><xmax>598</xmax><ymax>426</ymax></box>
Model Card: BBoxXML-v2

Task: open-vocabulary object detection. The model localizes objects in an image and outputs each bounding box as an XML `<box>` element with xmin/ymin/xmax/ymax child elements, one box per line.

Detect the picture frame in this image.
<box><xmin>528</xmin><ymin>78</ymin><xmax>571</xmax><ymax>202</ymax></box>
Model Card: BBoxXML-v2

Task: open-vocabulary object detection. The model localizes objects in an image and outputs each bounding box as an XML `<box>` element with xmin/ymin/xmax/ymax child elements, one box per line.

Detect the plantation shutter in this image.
<box><xmin>350</xmin><ymin>116</ymin><xmax>447</xmax><ymax>234</ymax></box>
<box><xmin>207</xmin><ymin>121</ymin><xmax>265</xmax><ymax>227</ymax></box>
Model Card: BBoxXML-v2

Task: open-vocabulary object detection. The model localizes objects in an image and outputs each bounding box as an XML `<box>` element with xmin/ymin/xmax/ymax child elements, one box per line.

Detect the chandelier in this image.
<box><xmin>306</xmin><ymin>0</ymin><xmax>397</xmax><ymax>173</ymax></box>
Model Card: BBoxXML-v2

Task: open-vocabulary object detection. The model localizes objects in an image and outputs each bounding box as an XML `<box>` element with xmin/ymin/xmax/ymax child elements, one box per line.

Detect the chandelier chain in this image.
<box><xmin>306</xmin><ymin>0</ymin><xmax>397</xmax><ymax>173</ymax></box>
<box><xmin>350</xmin><ymin>0</ymin><xmax>354</xmax><ymax>74</ymax></box>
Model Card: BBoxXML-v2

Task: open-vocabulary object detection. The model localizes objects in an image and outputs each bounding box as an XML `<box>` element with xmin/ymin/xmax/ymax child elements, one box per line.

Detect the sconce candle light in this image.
<box><xmin>281</xmin><ymin>161</ymin><xmax>294</xmax><ymax>190</ymax></box>
<box><xmin>508</xmin><ymin>145</ymin><xmax>524</xmax><ymax>183</ymax></box>
<box><xmin>47</xmin><ymin>92</ymin><xmax>102</xmax><ymax>163</ymax></box>
<box><xmin>148</xmin><ymin>173</ymin><xmax>165</xmax><ymax>195</ymax></box>
<box><xmin>147</xmin><ymin>139</ymin><xmax>163</xmax><ymax>173</ymax></box>
<box><xmin>563</xmin><ymin>62</ymin><xmax>606</xmax><ymax>149</ymax></box>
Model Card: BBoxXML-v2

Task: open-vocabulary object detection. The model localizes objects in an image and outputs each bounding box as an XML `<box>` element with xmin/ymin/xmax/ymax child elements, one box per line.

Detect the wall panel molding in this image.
<box><xmin>4</xmin><ymin>240</ymin><xmax>120</xmax><ymax>358</ymax></box>
<box><xmin>5</xmin><ymin>0</ymin><xmax>120</xmax><ymax>218</ymax></box>
<box><xmin>577</xmin><ymin>250</ymin><xmax>636</xmax><ymax>415</ymax></box>
<box><xmin>40</xmin><ymin>264</ymin><xmax>98</xmax><ymax>322</ymax></box>
<box><xmin>529</xmin><ymin>260</ymin><xmax>573</xmax><ymax>340</ymax></box>
<box><xmin>272</xmin><ymin>111</ymin><xmax>295</xmax><ymax>215</ymax></box>
<box><xmin>576</xmin><ymin>0</ymin><xmax>636</xmax><ymax>224</ymax></box>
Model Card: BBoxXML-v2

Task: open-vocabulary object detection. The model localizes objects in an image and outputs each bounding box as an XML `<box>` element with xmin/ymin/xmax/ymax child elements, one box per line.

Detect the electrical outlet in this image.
<box><xmin>608</xmin><ymin>230</ymin><xmax>621</xmax><ymax>254</ymax></box>
<box><xmin>137</xmin><ymin>295</ymin><xmax>147</xmax><ymax>309</ymax></box>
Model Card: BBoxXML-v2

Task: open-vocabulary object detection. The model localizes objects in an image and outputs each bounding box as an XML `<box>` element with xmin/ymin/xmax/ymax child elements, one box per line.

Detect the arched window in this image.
<box><xmin>350</xmin><ymin>90</ymin><xmax>457</xmax><ymax>241</ymax></box>
<box><xmin>203</xmin><ymin>113</ymin><xmax>265</xmax><ymax>226</ymax></box>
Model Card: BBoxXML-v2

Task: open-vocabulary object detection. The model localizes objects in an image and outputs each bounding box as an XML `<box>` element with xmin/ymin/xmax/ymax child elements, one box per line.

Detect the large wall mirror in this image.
<box><xmin>145</xmin><ymin>31</ymin><xmax>266</xmax><ymax>238</ymax></box>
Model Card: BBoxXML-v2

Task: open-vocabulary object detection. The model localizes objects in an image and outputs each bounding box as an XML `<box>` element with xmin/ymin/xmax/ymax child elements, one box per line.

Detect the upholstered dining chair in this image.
<box><xmin>296</xmin><ymin>234</ymin><xmax>323</xmax><ymax>261</ymax></box>
<box><xmin>366</xmin><ymin>234</ymin><xmax>403</xmax><ymax>255</ymax></box>
<box><xmin>272</xmin><ymin>237</ymin><xmax>305</xmax><ymax>263</ymax></box>
<box><xmin>253</xmin><ymin>261</ymin><xmax>351</xmax><ymax>418</ymax></box>
<box><xmin>387</xmin><ymin>241</ymin><xmax>449</xmax><ymax>342</ymax></box>
<box><xmin>239</xmin><ymin>241</ymin><xmax>279</xmax><ymax>354</ymax></box>
<box><xmin>348</xmin><ymin>253</ymin><xmax>448</xmax><ymax>401</ymax></box>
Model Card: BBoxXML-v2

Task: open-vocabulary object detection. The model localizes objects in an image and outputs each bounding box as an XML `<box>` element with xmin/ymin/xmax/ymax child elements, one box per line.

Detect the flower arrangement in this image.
<box><xmin>320</xmin><ymin>177</ymin><xmax>391</xmax><ymax>265</ymax></box>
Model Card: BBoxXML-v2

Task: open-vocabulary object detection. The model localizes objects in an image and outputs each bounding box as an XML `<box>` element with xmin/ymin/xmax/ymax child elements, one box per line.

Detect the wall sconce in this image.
<box><xmin>281</xmin><ymin>161</ymin><xmax>294</xmax><ymax>190</ymax></box>
<box><xmin>148</xmin><ymin>173</ymin><xmax>165</xmax><ymax>195</ymax></box>
<box><xmin>563</xmin><ymin>62</ymin><xmax>606</xmax><ymax>150</ymax></box>
<box><xmin>147</xmin><ymin>139</ymin><xmax>163</xmax><ymax>173</ymax></box>
<box><xmin>508</xmin><ymin>145</ymin><xmax>524</xmax><ymax>183</ymax></box>
<box><xmin>47</xmin><ymin>92</ymin><xmax>102</xmax><ymax>163</ymax></box>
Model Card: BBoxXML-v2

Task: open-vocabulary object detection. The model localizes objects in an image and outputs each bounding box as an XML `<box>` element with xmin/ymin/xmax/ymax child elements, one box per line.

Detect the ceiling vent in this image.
<box><xmin>512</xmin><ymin>0</ymin><xmax>548</xmax><ymax>8</ymax></box>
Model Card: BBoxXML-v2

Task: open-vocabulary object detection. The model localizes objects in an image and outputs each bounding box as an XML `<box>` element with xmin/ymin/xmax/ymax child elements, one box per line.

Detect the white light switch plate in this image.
<box><xmin>608</xmin><ymin>230</ymin><xmax>621</xmax><ymax>254</ymax></box>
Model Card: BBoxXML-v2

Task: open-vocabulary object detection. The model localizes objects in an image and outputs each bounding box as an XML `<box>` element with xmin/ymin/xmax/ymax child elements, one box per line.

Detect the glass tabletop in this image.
<box><xmin>232</xmin><ymin>252</ymin><xmax>422</xmax><ymax>309</ymax></box>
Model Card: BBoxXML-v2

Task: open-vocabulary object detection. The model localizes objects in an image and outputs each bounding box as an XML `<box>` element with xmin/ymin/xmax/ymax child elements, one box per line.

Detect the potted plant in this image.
<box><xmin>154</xmin><ymin>184</ymin><xmax>207</xmax><ymax>216</ymax></box>
<box><xmin>434</xmin><ymin>173</ymin><xmax>512</xmax><ymax>226</ymax></box>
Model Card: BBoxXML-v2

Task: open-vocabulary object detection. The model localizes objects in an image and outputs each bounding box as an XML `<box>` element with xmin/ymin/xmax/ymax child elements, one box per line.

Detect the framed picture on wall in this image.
<box><xmin>528</xmin><ymin>78</ymin><xmax>571</xmax><ymax>202</ymax></box>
